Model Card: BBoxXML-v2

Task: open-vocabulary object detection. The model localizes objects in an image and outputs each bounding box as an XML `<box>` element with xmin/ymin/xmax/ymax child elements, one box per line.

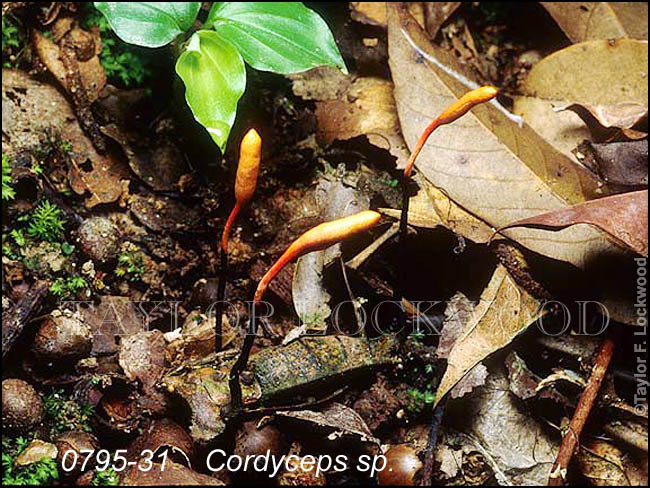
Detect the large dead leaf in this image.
<box><xmin>2</xmin><ymin>70</ymin><xmax>128</xmax><ymax>208</ymax></box>
<box><xmin>541</xmin><ymin>3</ymin><xmax>648</xmax><ymax>43</ymax></box>
<box><xmin>435</xmin><ymin>265</ymin><xmax>542</xmax><ymax>407</ymax></box>
<box><xmin>389</xmin><ymin>6</ymin><xmax>610</xmax><ymax>259</ymax></box>
<box><xmin>497</xmin><ymin>190</ymin><xmax>648</xmax><ymax>257</ymax></box>
<box><xmin>447</xmin><ymin>371</ymin><xmax>559</xmax><ymax>485</ymax></box>
<box><xmin>514</xmin><ymin>39</ymin><xmax>648</xmax><ymax>163</ymax></box>
<box><xmin>388</xmin><ymin>5</ymin><xmax>639</xmax><ymax>323</ymax></box>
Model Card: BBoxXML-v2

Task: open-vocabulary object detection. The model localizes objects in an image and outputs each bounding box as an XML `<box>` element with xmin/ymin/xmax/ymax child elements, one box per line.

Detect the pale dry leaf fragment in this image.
<box><xmin>14</xmin><ymin>440</ymin><xmax>58</xmax><ymax>466</ymax></box>
<box><xmin>350</xmin><ymin>2</ymin><xmax>387</xmax><ymax>27</ymax></box>
<box><xmin>514</xmin><ymin>39</ymin><xmax>648</xmax><ymax>163</ymax></box>
<box><xmin>541</xmin><ymin>2</ymin><xmax>648</xmax><ymax>43</ymax></box>
<box><xmin>276</xmin><ymin>402</ymin><xmax>380</xmax><ymax>445</ymax></box>
<box><xmin>291</xmin><ymin>180</ymin><xmax>369</xmax><ymax>340</ymax></box>
<box><xmin>434</xmin><ymin>265</ymin><xmax>542</xmax><ymax>407</ymax></box>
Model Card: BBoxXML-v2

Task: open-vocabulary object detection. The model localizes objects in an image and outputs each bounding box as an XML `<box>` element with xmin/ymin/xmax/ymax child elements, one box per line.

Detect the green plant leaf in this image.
<box><xmin>206</xmin><ymin>2</ymin><xmax>347</xmax><ymax>74</ymax></box>
<box><xmin>93</xmin><ymin>2</ymin><xmax>201</xmax><ymax>48</ymax></box>
<box><xmin>175</xmin><ymin>30</ymin><xmax>246</xmax><ymax>151</ymax></box>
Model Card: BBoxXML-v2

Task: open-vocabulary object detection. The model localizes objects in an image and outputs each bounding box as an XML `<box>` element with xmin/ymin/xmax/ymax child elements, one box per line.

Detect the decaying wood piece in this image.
<box><xmin>2</xmin><ymin>280</ymin><xmax>50</xmax><ymax>359</ymax></box>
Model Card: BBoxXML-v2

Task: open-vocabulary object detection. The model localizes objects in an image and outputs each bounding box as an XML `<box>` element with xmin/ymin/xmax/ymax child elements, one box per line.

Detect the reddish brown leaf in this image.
<box><xmin>558</xmin><ymin>102</ymin><xmax>648</xmax><ymax>142</ymax></box>
<box><xmin>497</xmin><ymin>190</ymin><xmax>648</xmax><ymax>257</ymax></box>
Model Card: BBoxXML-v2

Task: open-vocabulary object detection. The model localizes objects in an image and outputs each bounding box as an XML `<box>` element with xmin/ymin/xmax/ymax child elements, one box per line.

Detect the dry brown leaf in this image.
<box><xmin>576</xmin><ymin>439</ymin><xmax>643</xmax><ymax>486</ymax></box>
<box><xmin>447</xmin><ymin>372</ymin><xmax>559</xmax><ymax>485</ymax></box>
<box><xmin>101</xmin><ymin>123</ymin><xmax>190</xmax><ymax>192</ymax></box>
<box><xmin>541</xmin><ymin>2</ymin><xmax>648</xmax><ymax>43</ymax></box>
<box><xmin>423</xmin><ymin>2</ymin><xmax>461</xmax><ymax>39</ymax></box>
<box><xmin>514</xmin><ymin>39</ymin><xmax>648</xmax><ymax>162</ymax></box>
<box><xmin>79</xmin><ymin>296</ymin><xmax>145</xmax><ymax>356</ymax></box>
<box><xmin>350</xmin><ymin>2</ymin><xmax>387</xmax><ymax>27</ymax></box>
<box><xmin>558</xmin><ymin>102</ymin><xmax>648</xmax><ymax>143</ymax></box>
<box><xmin>434</xmin><ymin>265</ymin><xmax>542</xmax><ymax>407</ymax></box>
<box><xmin>389</xmin><ymin>5</ymin><xmax>614</xmax><ymax>266</ymax></box>
<box><xmin>581</xmin><ymin>139</ymin><xmax>649</xmax><ymax>187</ymax></box>
<box><xmin>276</xmin><ymin>402</ymin><xmax>379</xmax><ymax>445</ymax></box>
<box><xmin>497</xmin><ymin>190</ymin><xmax>648</xmax><ymax>257</ymax></box>
<box><xmin>2</xmin><ymin>69</ymin><xmax>127</xmax><ymax>208</ymax></box>
<box><xmin>388</xmin><ymin>5</ymin><xmax>641</xmax><ymax>323</ymax></box>
<box><xmin>291</xmin><ymin>68</ymin><xmax>409</xmax><ymax>168</ymax></box>
<box><xmin>33</xmin><ymin>27</ymin><xmax>106</xmax><ymax>103</ymax></box>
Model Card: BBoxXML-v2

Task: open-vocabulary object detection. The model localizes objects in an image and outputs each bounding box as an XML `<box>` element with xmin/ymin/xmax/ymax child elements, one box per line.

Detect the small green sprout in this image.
<box><xmin>115</xmin><ymin>249</ymin><xmax>146</xmax><ymax>281</ymax></box>
<box><xmin>2</xmin><ymin>15</ymin><xmax>23</xmax><ymax>69</ymax></box>
<box><xmin>50</xmin><ymin>276</ymin><xmax>89</xmax><ymax>299</ymax></box>
<box><xmin>407</xmin><ymin>387</ymin><xmax>436</xmax><ymax>413</ymax></box>
<box><xmin>2</xmin><ymin>154</ymin><xmax>15</xmax><ymax>201</ymax></box>
<box><xmin>43</xmin><ymin>389</ymin><xmax>94</xmax><ymax>436</ymax></box>
<box><xmin>10</xmin><ymin>229</ymin><xmax>25</xmax><ymax>247</ymax></box>
<box><xmin>91</xmin><ymin>466</ymin><xmax>119</xmax><ymax>486</ymax></box>
<box><xmin>27</xmin><ymin>201</ymin><xmax>66</xmax><ymax>242</ymax></box>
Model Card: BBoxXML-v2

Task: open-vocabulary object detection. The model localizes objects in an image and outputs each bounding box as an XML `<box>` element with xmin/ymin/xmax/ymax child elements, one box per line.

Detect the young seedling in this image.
<box><xmin>398</xmin><ymin>86</ymin><xmax>498</xmax><ymax>298</ymax></box>
<box><xmin>228</xmin><ymin>210</ymin><xmax>382</xmax><ymax>412</ymax></box>
<box><xmin>215</xmin><ymin>129</ymin><xmax>262</xmax><ymax>351</ymax></box>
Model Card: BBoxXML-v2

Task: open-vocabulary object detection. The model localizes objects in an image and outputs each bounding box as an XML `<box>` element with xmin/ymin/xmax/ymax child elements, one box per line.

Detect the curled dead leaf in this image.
<box><xmin>557</xmin><ymin>102</ymin><xmax>648</xmax><ymax>142</ymax></box>
<box><xmin>496</xmin><ymin>190</ymin><xmax>648</xmax><ymax>257</ymax></box>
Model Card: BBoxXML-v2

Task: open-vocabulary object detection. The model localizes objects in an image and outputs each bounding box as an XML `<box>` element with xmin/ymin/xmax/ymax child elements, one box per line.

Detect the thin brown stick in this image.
<box><xmin>547</xmin><ymin>336</ymin><xmax>615</xmax><ymax>486</ymax></box>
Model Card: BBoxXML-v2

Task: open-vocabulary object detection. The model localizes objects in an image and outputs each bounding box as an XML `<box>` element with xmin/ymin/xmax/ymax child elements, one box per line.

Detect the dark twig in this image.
<box><xmin>214</xmin><ymin>249</ymin><xmax>227</xmax><ymax>352</ymax></box>
<box><xmin>548</xmin><ymin>336</ymin><xmax>615</xmax><ymax>486</ymax></box>
<box><xmin>421</xmin><ymin>396</ymin><xmax>447</xmax><ymax>485</ymax></box>
<box><xmin>228</xmin><ymin>307</ymin><xmax>257</xmax><ymax>415</ymax></box>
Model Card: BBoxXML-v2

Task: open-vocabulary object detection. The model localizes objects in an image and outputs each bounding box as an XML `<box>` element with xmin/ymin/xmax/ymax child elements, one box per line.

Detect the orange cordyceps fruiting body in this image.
<box><xmin>403</xmin><ymin>86</ymin><xmax>498</xmax><ymax>178</ymax></box>
<box><xmin>254</xmin><ymin>210</ymin><xmax>382</xmax><ymax>303</ymax></box>
<box><xmin>221</xmin><ymin>128</ymin><xmax>262</xmax><ymax>252</ymax></box>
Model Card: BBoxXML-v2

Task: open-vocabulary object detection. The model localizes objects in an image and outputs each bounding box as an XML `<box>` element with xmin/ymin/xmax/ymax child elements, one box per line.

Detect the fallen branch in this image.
<box><xmin>548</xmin><ymin>336</ymin><xmax>615</xmax><ymax>485</ymax></box>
